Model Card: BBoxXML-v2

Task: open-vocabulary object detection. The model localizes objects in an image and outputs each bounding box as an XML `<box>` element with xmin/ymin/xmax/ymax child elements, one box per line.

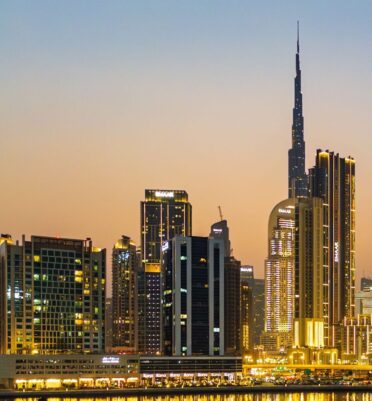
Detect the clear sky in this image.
<box><xmin>1</xmin><ymin>1</ymin><xmax>372</xmax><ymax>283</ymax></box>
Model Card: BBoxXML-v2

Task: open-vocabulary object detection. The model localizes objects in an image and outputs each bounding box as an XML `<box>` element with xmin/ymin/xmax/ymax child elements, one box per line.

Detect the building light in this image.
<box><xmin>102</xmin><ymin>356</ymin><xmax>120</xmax><ymax>364</ymax></box>
<box><xmin>155</xmin><ymin>191</ymin><xmax>174</xmax><ymax>198</ymax></box>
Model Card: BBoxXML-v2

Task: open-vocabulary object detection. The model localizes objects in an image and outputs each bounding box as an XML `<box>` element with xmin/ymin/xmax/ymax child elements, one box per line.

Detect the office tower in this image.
<box><xmin>263</xmin><ymin>200</ymin><xmax>295</xmax><ymax>351</ymax></box>
<box><xmin>355</xmin><ymin>289</ymin><xmax>372</xmax><ymax>315</ymax></box>
<box><xmin>240</xmin><ymin>265</ymin><xmax>254</xmax><ymax>353</ymax></box>
<box><xmin>294</xmin><ymin>197</ymin><xmax>324</xmax><ymax>348</ymax></box>
<box><xmin>309</xmin><ymin>150</ymin><xmax>356</xmax><ymax>348</ymax></box>
<box><xmin>0</xmin><ymin>235</ymin><xmax>105</xmax><ymax>355</ymax></box>
<box><xmin>361</xmin><ymin>277</ymin><xmax>372</xmax><ymax>291</ymax></box>
<box><xmin>210</xmin><ymin>220</ymin><xmax>240</xmax><ymax>355</ymax></box>
<box><xmin>139</xmin><ymin>189</ymin><xmax>192</xmax><ymax>354</ymax></box>
<box><xmin>253</xmin><ymin>278</ymin><xmax>265</xmax><ymax>347</ymax></box>
<box><xmin>105</xmin><ymin>298</ymin><xmax>113</xmax><ymax>352</ymax></box>
<box><xmin>112</xmin><ymin>236</ymin><xmax>137</xmax><ymax>353</ymax></box>
<box><xmin>288</xmin><ymin>22</ymin><xmax>308</xmax><ymax>198</ymax></box>
<box><xmin>223</xmin><ymin>256</ymin><xmax>241</xmax><ymax>355</ymax></box>
<box><xmin>210</xmin><ymin>220</ymin><xmax>231</xmax><ymax>257</ymax></box>
<box><xmin>162</xmin><ymin>236</ymin><xmax>224</xmax><ymax>356</ymax></box>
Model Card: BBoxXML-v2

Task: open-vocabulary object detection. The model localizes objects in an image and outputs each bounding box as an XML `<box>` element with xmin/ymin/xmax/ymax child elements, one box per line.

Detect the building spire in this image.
<box><xmin>288</xmin><ymin>22</ymin><xmax>308</xmax><ymax>198</ymax></box>
<box><xmin>297</xmin><ymin>20</ymin><xmax>300</xmax><ymax>53</ymax></box>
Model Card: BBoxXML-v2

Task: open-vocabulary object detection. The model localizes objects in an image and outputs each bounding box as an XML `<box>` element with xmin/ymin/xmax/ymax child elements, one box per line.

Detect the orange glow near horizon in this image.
<box><xmin>1</xmin><ymin>1</ymin><xmax>372</xmax><ymax>289</ymax></box>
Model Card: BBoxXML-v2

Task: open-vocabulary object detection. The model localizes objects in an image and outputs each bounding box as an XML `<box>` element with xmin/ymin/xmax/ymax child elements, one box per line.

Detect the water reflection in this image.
<box><xmin>12</xmin><ymin>393</ymin><xmax>372</xmax><ymax>401</ymax></box>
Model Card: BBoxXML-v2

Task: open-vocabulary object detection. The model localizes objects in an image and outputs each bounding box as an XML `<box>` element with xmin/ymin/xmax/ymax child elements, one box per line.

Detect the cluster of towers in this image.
<box><xmin>263</xmin><ymin>24</ymin><xmax>357</xmax><ymax>361</ymax></box>
<box><xmin>109</xmin><ymin>189</ymin><xmax>260</xmax><ymax>357</ymax></box>
<box><xmin>0</xmin><ymin>26</ymin><xmax>364</xmax><ymax>363</ymax></box>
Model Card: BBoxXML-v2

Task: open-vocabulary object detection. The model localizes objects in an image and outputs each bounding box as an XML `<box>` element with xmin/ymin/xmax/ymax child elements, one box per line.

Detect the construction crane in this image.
<box><xmin>218</xmin><ymin>206</ymin><xmax>223</xmax><ymax>221</ymax></box>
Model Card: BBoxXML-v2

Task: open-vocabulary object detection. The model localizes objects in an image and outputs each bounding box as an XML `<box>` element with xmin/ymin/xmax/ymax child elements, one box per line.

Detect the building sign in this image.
<box><xmin>334</xmin><ymin>242</ymin><xmax>339</xmax><ymax>263</ymax></box>
<box><xmin>155</xmin><ymin>191</ymin><xmax>174</xmax><ymax>198</ymax></box>
<box><xmin>102</xmin><ymin>356</ymin><xmax>120</xmax><ymax>364</ymax></box>
<box><xmin>279</xmin><ymin>208</ymin><xmax>292</xmax><ymax>214</ymax></box>
<box><xmin>162</xmin><ymin>242</ymin><xmax>169</xmax><ymax>252</ymax></box>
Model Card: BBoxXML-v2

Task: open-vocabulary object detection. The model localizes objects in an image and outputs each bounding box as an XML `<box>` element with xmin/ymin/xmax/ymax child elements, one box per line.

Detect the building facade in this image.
<box><xmin>309</xmin><ymin>150</ymin><xmax>356</xmax><ymax>348</ymax></box>
<box><xmin>162</xmin><ymin>236</ymin><xmax>224</xmax><ymax>356</ymax></box>
<box><xmin>105</xmin><ymin>298</ymin><xmax>113</xmax><ymax>352</ymax></box>
<box><xmin>263</xmin><ymin>200</ymin><xmax>295</xmax><ymax>351</ymax></box>
<box><xmin>240</xmin><ymin>265</ymin><xmax>254</xmax><ymax>353</ymax></box>
<box><xmin>112</xmin><ymin>236</ymin><xmax>137</xmax><ymax>353</ymax></box>
<box><xmin>343</xmin><ymin>315</ymin><xmax>372</xmax><ymax>363</ymax></box>
<box><xmin>0</xmin><ymin>235</ymin><xmax>105</xmax><ymax>355</ymax></box>
<box><xmin>293</xmin><ymin>197</ymin><xmax>324</xmax><ymax>348</ymax></box>
<box><xmin>138</xmin><ymin>189</ymin><xmax>192</xmax><ymax>354</ymax></box>
<box><xmin>210</xmin><ymin>220</ymin><xmax>241</xmax><ymax>356</ymax></box>
<box><xmin>361</xmin><ymin>277</ymin><xmax>372</xmax><ymax>291</ymax></box>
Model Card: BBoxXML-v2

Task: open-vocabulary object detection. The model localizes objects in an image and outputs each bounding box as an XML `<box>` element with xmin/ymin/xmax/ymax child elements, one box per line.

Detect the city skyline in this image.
<box><xmin>2</xmin><ymin>1</ymin><xmax>372</xmax><ymax>282</ymax></box>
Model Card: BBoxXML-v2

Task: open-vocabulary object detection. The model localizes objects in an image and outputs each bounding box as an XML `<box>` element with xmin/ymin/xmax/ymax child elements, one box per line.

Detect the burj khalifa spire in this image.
<box><xmin>288</xmin><ymin>22</ymin><xmax>308</xmax><ymax>198</ymax></box>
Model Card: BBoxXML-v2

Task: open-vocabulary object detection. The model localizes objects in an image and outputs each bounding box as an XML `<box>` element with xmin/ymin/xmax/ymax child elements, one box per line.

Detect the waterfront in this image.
<box><xmin>8</xmin><ymin>391</ymin><xmax>372</xmax><ymax>401</ymax></box>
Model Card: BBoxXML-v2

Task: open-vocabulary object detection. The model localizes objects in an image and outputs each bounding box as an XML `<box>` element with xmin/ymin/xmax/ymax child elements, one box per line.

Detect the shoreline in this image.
<box><xmin>1</xmin><ymin>384</ymin><xmax>372</xmax><ymax>399</ymax></box>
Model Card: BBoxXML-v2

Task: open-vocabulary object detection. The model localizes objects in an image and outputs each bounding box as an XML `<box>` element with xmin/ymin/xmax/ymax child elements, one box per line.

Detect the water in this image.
<box><xmin>12</xmin><ymin>393</ymin><xmax>372</xmax><ymax>401</ymax></box>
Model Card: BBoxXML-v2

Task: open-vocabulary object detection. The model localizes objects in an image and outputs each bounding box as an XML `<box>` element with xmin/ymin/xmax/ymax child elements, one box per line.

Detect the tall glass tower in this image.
<box><xmin>288</xmin><ymin>22</ymin><xmax>308</xmax><ymax>198</ymax></box>
<box><xmin>138</xmin><ymin>189</ymin><xmax>192</xmax><ymax>354</ymax></box>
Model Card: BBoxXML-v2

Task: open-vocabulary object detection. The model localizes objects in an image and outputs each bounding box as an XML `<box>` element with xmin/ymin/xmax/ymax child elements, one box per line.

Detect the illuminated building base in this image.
<box><xmin>288</xmin><ymin>347</ymin><xmax>338</xmax><ymax>365</ymax></box>
<box><xmin>294</xmin><ymin>318</ymin><xmax>324</xmax><ymax>348</ymax></box>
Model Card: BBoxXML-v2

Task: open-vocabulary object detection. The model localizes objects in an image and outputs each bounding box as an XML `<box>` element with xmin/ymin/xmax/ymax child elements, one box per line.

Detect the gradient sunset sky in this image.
<box><xmin>1</xmin><ymin>1</ymin><xmax>372</xmax><ymax>283</ymax></box>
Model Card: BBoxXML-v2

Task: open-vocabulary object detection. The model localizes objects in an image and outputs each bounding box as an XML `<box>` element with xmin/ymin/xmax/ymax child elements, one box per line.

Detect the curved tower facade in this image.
<box><xmin>263</xmin><ymin>199</ymin><xmax>295</xmax><ymax>351</ymax></box>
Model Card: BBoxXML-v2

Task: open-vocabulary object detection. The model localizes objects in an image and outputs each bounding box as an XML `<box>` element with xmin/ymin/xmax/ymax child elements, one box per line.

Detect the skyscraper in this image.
<box><xmin>112</xmin><ymin>236</ymin><xmax>137</xmax><ymax>353</ymax></box>
<box><xmin>252</xmin><ymin>278</ymin><xmax>265</xmax><ymax>348</ymax></box>
<box><xmin>309</xmin><ymin>149</ymin><xmax>356</xmax><ymax>348</ymax></box>
<box><xmin>263</xmin><ymin>200</ymin><xmax>295</xmax><ymax>351</ymax></box>
<box><xmin>240</xmin><ymin>265</ymin><xmax>254</xmax><ymax>353</ymax></box>
<box><xmin>105</xmin><ymin>297</ymin><xmax>113</xmax><ymax>352</ymax></box>
<box><xmin>0</xmin><ymin>235</ymin><xmax>105</xmax><ymax>355</ymax></box>
<box><xmin>293</xmin><ymin>197</ymin><xmax>324</xmax><ymax>348</ymax></box>
<box><xmin>138</xmin><ymin>189</ymin><xmax>192</xmax><ymax>354</ymax></box>
<box><xmin>162</xmin><ymin>236</ymin><xmax>225</xmax><ymax>356</ymax></box>
<box><xmin>288</xmin><ymin>22</ymin><xmax>308</xmax><ymax>198</ymax></box>
<box><xmin>210</xmin><ymin>219</ymin><xmax>241</xmax><ymax>355</ymax></box>
<box><xmin>210</xmin><ymin>220</ymin><xmax>231</xmax><ymax>257</ymax></box>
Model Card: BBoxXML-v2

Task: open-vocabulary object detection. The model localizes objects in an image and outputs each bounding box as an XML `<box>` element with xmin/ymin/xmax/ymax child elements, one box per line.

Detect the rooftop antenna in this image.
<box><xmin>218</xmin><ymin>206</ymin><xmax>223</xmax><ymax>221</ymax></box>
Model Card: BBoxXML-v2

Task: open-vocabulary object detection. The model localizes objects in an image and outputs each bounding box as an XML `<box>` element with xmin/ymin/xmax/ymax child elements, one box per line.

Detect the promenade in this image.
<box><xmin>0</xmin><ymin>384</ymin><xmax>372</xmax><ymax>400</ymax></box>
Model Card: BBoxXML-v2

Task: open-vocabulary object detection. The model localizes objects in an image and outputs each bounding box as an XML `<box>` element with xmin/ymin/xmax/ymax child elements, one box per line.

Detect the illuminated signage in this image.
<box><xmin>334</xmin><ymin>242</ymin><xmax>339</xmax><ymax>263</ymax></box>
<box><xmin>213</xmin><ymin>228</ymin><xmax>223</xmax><ymax>234</ymax></box>
<box><xmin>241</xmin><ymin>267</ymin><xmax>253</xmax><ymax>272</ymax></box>
<box><xmin>102</xmin><ymin>356</ymin><xmax>119</xmax><ymax>364</ymax></box>
<box><xmin>279</xmin><ymin>208</ymin><xmax>292</xmax><ymax>214</ymax></box>
<box><xmin>161</xmin><ymin>242</ymin><xmax>169</xmax><ymax>252</ymax></box>
<box><xmin>155</xmin><ymin>191</ymin><xmax>174</xmax><ymax>198</ymax></box>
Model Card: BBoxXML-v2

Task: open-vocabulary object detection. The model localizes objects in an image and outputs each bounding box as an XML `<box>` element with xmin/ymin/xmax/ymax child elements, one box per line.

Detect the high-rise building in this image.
<box><xmin>293</xmin><ymin>197</ymin><xmax>324</xmax><ymax>348</ymax></box>
<box><xmin>355</xmin><ymin>289</ymin><xmax>372</xmax><ymax>316</ymax></box>
<box><xmin>309</xmin><ymin>150</ymin><xmax>356</xmax><ymax>348</ymax></box>
<box><xmin>210</xmin><ymin>220</ymin><xmax>231</xmax><ymax>257</ymax></box>
<box><xmin>112</xmin><ymin>236</ymin><xmax>137</xmax><ymax>353</ymax></box>
<box><xmin>209</xmin><ymin>220</ymin><xmax>240</xmax><ymax>356</ymax></box>
<box><xmin>252</xmin><ymin>278</ymin><xmax>265</xmax><ymax>348</ymax></box>
<box><xmin>240</xmin><ymin>265</ymin><xmax>254</xmax><ymax>353</ymax></box>
<box><xmin>288</xmin><ymin>22</ymin><xmax>308</xmax><ymax>198</ymax></box>
<box><xmin>0</xmin><ymin>235</ymin><xmax>105</xmax><ymax>355</ymax></box>
<box><xmin>361</xmin><ymin>277</ymin><xmax>372</xmax><ymax>291</ymax></box>
<box><xmin>105</xmin><ymin>298</ymin><xmax>113</xmax><ymax>352</ymax></box>
<box><xmin>223</xmin><ymin>256</ymin><xmax>241</xmax><ymax>355</ymax></box>
<box><xmin>162</xmin><ymin>236</ymin><xmax>225</xmax><ymax>356</ymax></box>
<box><xmin>138</xmin><ymin>189</ymin><xmax>192</xmax><ymax>354</ymax></box>
<box><xmin>263</xmin><ymin>200</ymin><xmax>295</xmax><ymax>351</ymax></box>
